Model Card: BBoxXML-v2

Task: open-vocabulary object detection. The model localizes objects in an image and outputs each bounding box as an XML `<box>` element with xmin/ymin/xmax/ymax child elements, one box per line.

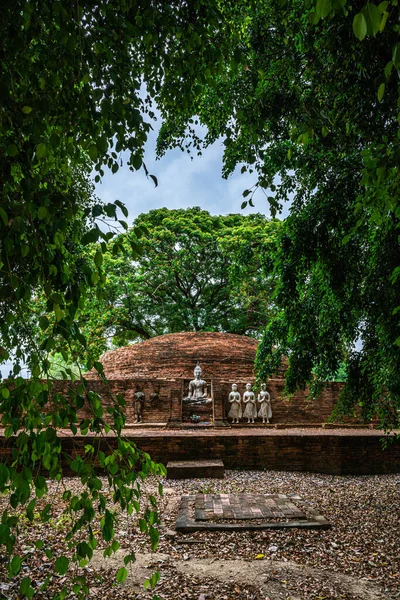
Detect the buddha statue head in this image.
<box><xmin>193</xmin><ymin>362</ymin><xmax>203</xmax><ymax>380</ymax></box>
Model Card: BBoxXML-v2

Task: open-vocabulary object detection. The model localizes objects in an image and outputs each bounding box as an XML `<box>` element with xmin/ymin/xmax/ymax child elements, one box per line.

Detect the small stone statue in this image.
<box><xmin>258</xmin><ymin>383</ymin><xmax>272</xmax><ymax>424</ymax></box>
<box><xmin>133</xmin><ymin>391</ymin><xmax>145</xmax><ymax>423</ymax></box>
<box><xmin>228</xmin><ymin>383</ymin><xmax>242</xmax><ymax>423</ymax></box>
<box><xmin>242</xmin><ymin>383</ymin><xmax>257</xmax><ymax>423</ymax></box>
<box><xmin>184</xmin><ymin>362</ymin><xmax>212</xmax><ymax>405</ymax></box>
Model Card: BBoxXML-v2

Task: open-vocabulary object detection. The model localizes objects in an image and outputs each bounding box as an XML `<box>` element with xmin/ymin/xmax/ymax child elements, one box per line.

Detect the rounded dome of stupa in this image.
<box><xmin>88</xmin><ymin>331</ymin><xmax>259</xmax><ymax>381</ymax></box>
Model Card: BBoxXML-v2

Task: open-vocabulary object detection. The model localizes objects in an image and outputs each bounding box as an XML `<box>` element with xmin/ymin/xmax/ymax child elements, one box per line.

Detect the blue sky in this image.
<box><xmin>94</xmin><ymin>121</ymin><xmax>291</xmax><ymax>223</ymax></box>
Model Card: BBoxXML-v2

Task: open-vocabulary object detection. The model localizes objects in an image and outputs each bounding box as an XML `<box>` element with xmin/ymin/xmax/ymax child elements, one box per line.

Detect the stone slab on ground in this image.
<box><xmin>176</xmin><ymin>493</ymin><xmax>331</xmax><ymax>532</ymax></box>
<box><xmin>166</xmin><ymin>459</ymin><xmax>225</xmax><ymax>479</ymax></box>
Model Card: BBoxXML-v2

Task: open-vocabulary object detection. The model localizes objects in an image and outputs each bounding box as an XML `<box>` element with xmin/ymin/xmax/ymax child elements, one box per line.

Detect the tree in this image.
<box><xmin>0</xmin><ymin>1</ymin><xmax>241</xmax><ymax>595</ymax></box>
<box><xmin>157</xmin><ymin>0</ymin><xmax>400</xmax><ymax>429</ymax></box>
<box><xmin>50</xmin><ymin>208</ymin><xmax>280</xmax><ymax>359</ymax></box>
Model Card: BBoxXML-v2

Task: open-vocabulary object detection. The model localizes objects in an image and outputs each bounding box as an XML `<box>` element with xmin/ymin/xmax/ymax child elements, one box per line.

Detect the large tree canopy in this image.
<box><xmin>0</xmin><ymin>1</ymin><xmax>241</xmax><ymax>594</ymax></box>
<box><xmin>48</xmin><ymin>208</ymin><xmax>281</xmax><ymax>359</ymax></box>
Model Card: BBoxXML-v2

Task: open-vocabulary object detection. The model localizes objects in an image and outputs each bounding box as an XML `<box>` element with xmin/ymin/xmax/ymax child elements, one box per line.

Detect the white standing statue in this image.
<box><xmin>228</xmin><ymin>383</ymin><xmax>242</xmax><ymax>423</ymax></box>
<box><xmin>242</xmin><ymin>383</ymin><xmax>257</xmax><ymax>423</ymax></box>
<box><xmin>258</xmin><ymin>383</ymin><xmax>272</xmax><ymax>424</ymax></box>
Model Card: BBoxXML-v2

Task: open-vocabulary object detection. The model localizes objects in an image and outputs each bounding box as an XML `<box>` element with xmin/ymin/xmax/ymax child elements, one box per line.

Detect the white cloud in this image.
<box><xmin>94</xmin><ymin>122</ymin><xmax>291</xmax><ymax>221</ymax></box>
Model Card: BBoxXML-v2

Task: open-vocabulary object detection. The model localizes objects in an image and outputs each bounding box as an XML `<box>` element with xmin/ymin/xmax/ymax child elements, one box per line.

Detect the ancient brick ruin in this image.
<box><xmin>2</xmin><ymin>332</ymin><xmax>398</xmax><ymax>475</ymax></box>
<box><xmin>82</xmin><ymin>331</ymin><xmax>350</xmax><ymax>428</ymax></box>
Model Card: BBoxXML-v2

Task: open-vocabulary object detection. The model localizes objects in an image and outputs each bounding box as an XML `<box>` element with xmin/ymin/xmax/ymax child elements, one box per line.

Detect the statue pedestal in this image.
<box><xmin>182</xmin><ymin>395</ymin><xmax>213</xmax><ymax>425</ymax></box>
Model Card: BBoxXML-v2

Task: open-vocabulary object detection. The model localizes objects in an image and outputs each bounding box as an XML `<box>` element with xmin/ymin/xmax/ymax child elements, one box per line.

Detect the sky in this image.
<box><xmin>93</xmin><ymin>120</ymin><xmax>291</xmax><ymax>224</ymax></box>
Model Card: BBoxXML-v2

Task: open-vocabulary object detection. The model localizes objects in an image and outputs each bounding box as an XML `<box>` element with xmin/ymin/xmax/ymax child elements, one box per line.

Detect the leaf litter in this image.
<box><xmin>0</xmin><ymin>470</ymin><xmax>399</xmax><ymax>599</ymax></box>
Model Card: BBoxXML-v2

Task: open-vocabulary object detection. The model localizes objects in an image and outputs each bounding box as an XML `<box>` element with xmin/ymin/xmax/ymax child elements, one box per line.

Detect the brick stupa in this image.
<box><xmin>86</xmin><ymin>331</ymin><xmax>260</xmax><ymax>382</ymax></box>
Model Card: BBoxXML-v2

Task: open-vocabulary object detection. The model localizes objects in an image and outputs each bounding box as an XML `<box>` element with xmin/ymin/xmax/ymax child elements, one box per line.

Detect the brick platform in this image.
<box><xmin>166</xmin><ymin>460</ymin><xmax>225</xmax><ymax>479</ymax></box>
<box><xmin>1</xmin><ymin>428</ymin><xmax>399</xmax><ymax>475</ymax></box>
<box><xmin>176</xmin><ymin>493</ymin><xmax>331</xmax><ymax>532</ymax></box>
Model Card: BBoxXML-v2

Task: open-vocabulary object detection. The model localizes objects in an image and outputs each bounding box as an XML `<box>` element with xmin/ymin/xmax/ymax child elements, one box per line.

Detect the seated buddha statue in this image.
<box><xmin>184</xmin><ymin>363</ymin><xmax>212</xmax><ymax>405</ymax></box>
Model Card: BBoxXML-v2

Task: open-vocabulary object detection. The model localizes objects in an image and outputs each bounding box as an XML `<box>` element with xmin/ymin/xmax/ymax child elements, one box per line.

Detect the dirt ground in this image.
<box><xmin>1</xmin><ymin>470</ymin><xmax>399</xmax><ymax>600</ymax></box>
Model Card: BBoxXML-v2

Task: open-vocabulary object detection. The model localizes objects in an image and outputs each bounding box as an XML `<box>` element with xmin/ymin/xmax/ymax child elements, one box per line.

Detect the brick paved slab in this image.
<box><xmin>176</xmin><ymin>494</ymin><xmax>331</xmax><ymax>532</ymax></box>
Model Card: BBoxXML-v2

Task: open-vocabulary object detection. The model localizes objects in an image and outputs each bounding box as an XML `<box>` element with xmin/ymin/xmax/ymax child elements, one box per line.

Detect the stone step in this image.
<box><xmin>166</xmin><ymin>459</ymin><xmax>224</xmax><ymax>480</ymax></box>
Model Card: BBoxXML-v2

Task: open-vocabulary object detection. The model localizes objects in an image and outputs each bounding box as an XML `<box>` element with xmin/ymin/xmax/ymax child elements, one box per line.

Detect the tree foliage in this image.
<box><xmin>157</xmin><ymin>0</ymin><xmax>400</xmax><ymax>429</ymax></box>
<box><xmin>44</xmin><ymin>208</ymin><xmax>281</xmax><ymax>360</ymax></box>
<box><xmin>2</xmin><ymin>0</ymin><xmax>400</xmax><ymax>593</ymax></box>
<box><xmin>0</xmin><ymin>1</ymin><xmax>240</xmax><ymax>594</ymax></box>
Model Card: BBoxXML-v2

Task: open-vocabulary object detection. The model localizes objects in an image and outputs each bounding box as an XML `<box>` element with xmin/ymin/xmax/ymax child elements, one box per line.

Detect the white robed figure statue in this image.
<box><xmin>228</xmin><ymin>383</ymin><xmax>242</xmax><ymax>423</ymax></box>
<box><xmin>258</xmin><ymin>383</ymin><xmax>272</xmax><ymax>424</ymax></box>
<box><xmin>242</xmin><ymin>383</ymin><xmax>257</xmax><ymax>423</ymax></box>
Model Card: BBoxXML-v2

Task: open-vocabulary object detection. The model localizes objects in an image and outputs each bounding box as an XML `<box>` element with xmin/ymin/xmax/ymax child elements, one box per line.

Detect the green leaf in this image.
<box><xmin>379</xmin><ymin>9</ymin><xmax>389</xmax><ymax>32</ymax></box>
<box><xmin>40</xmin><ymin>503</ymin><xmax>51</xmax><ymax>522</ymax></box>
<box><xmin>123</xmin><ymin>552</ymin><xmax>135</xmax><ymax>566</ymax></box>
<box><xmin>94</xmin><ymin>251</ymin><xmax>103</xmax><ymax>267</ymax></box>
<box><xmin>88</xmin><ymin>145</ymin><xmax>98</xmax><ymax>161</ymax></box>
<box><xmin>150</xmin><ymin>174</ymin><xmax>158</xmax><ymax>187</ymax></box>
<box><xmin>20</xmin><ymin>576</ymin><xmax>33</xmax><ymax>596</ymax></box>
<box><xmin>101</xmin><ymin>510</ymin><xmax>114</xmax><ymax>541</ymax></box>
<box><xmin>130</xmin><ymin>154</ymin><xmax>142</xmax><ymax>170</ymax></box>
<box><xmin>0</xmin><ymin>206</ymin><xmax>8</xmax><ymax>226</ymax></box>
<box><xmin>10</xmin><ymin>555</ymin><xmax>22</xmax><ymax>576</ymax></box>
<box><xmin>363</xmin><ymin>2</ymin><xmax>382</xmax><ymax>36</ymax></box>
<box><xmin>377</xmin><ymin>83</ymin><xmax>385</xmax><ymax>102</ymax></box>
<box><xmin>55</xmin><ymin>556</ymin><xmax>69</xmax><ymax>575</ymax></box>
<box><xmin>144</xmin><ymin>570</ymin><xmax>160</xmax><ymax>590</ymax></box>
<box><xmin>116</xmin><ymin>567</ymin><xmax>128</xmax><ymax>583</ymax></box>
<box><xmin>392</xmin><ymin>43</ymin><xmax>400</xmax><ymax>69</ymax></box>
<box><xmin>21</xmin><ymin>106</ymin><xmax>33</xmax><ymax>114</ymax></box>
<box><xmin>39</xmin><ymin>316</ymin><xmax>49</xmax><ymax>330</ymax></box>
<box><xmin>6</xmin><ymin>143</ymin><xmax>18</xmax><ymax>156</ymax></box>
<box><xmin>115</xmin><ymin>199</ymin><xmax>128</xmax><ymax>218</ymax></box>
<box><xmin>384</xmin><ymin>61</ymin><xmax>393</xmax><ymax>79</ymax></box>
<box><xmin>38</xmin><ymin>206</ymin><xmax>48</xmax><ymax>219</ymax></box>
<box><xmin>0</xmin><ymin>524</ymin><xmax>11</xmax><ymax>543</ymax></box>
<box><xmin>353</xmin><ymin>13</ymin><xmax>367</xmax><ymax>40</ymax></box>
<box><xmin>0</xmin><ymin>465</ymin><xmax>10</xmax><ymax>488</ymax></box>
<box><xmin>36</xmin><ymin>143</ymin><xmax>47</xmax><ymax>159</ymax></box>
<box><xmin>316</xmin><ymin>0</ymin><xmax>332</xmax><ymax>19</ymax></box>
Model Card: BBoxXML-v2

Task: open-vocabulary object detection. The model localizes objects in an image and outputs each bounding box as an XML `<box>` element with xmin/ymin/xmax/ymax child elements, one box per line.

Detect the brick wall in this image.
<box><xmin>50</xmin><ymin>377</ymin><xmax>356</xmax><ymax>426</ymax></box>
<box><xmin>129</xmin><ymin>434</ymin><xmax>400</xmax><ymax>474</ymax></box>
<box><xmin>1</xmin><ymin>432</ymin><xmax>398</xmax><ymax>475</ymax></box>
<box><xmin>51</xmin><ymin>378</ymin><xmax>178</xmax><ymax>424</ymax></box>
